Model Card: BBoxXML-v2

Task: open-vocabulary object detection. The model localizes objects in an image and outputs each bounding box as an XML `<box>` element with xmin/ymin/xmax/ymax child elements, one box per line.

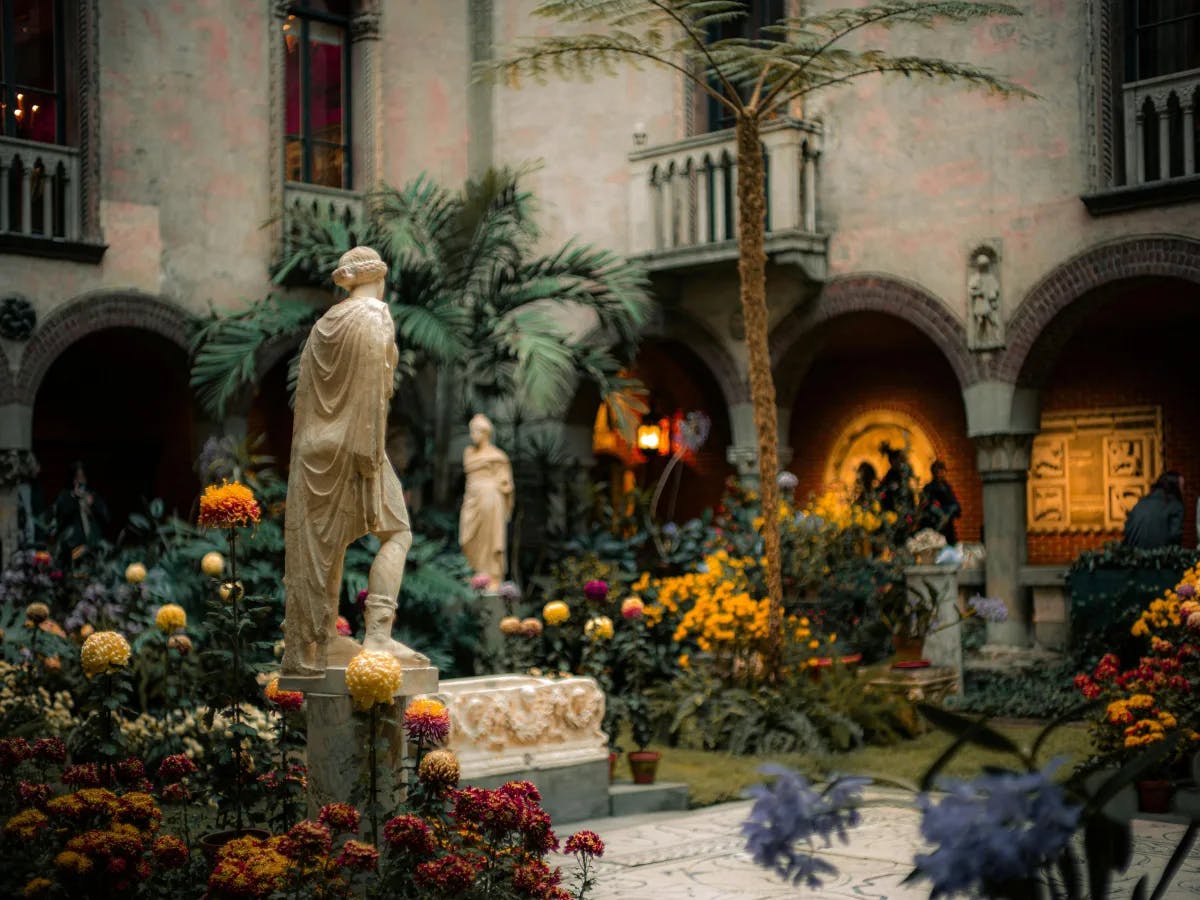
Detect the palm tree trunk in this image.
<box><xmin>735</xmin><ymin>112</ymin><xmax>784</xmax><ymax>674</ymax></box>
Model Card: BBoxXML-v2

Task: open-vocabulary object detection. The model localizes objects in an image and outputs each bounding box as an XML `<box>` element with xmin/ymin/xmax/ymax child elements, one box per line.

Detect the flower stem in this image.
<box><xmin>368</xmin><ymin>704</ymin><xmax>379</xmax><ymax>846</ymax></box>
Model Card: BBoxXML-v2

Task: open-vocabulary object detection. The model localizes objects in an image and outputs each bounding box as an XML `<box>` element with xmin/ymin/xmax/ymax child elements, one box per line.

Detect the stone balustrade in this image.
<box><xmin>627</xmin><ymin>118</ymin><xmax>826</xmax><ymax>277</ymax></box>
<box><xmin>0</xmin><ymin>137</ymin><xmax>80</xmax><ymax>241</ymax></box>
<box><xmin>1123</xmin><ymin>67</ymin><xmax>1200</xmax><ymax>185</ymax></box>
<box><xmin>282</xmin><ymin>181</ymin><xmax>366</xmax><ymax>255</ymax></box>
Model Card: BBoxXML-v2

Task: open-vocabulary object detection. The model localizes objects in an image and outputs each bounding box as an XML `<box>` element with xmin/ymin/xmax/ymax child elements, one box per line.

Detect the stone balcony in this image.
<box><xmin>282</xmin><ymin>181</ymin><xmax>365</xmax><ymax>257</ymax></box>
<box><xmin>1123</xmin><ymin>67</ymin><xmax>1200</xmax><ymax>185</ymax></box>
<box><xmin>0</xmin><ymin>136</ymin><xmax>80</xmax><ymax>242</ymax></box>
<box><xmin>627</xmin><ymin>117</ymin><xmax>827</xmax><ymax>281</ymax></box>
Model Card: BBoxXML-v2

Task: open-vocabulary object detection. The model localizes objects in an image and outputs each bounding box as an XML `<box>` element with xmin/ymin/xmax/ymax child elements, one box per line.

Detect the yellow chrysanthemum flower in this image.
<box><xmin>543</xmin><ymin>600</ymin><xmax>570</xmax><ymax>626</ymax></box>
<box><xmin>584</xmin><ymin>615</ymin><xmax>614</xmax><ymax>641</ymax></box>
<box><xmin>345</xmin><ymin>650</ymin><xmax>403</xmax><ymax>710</ymax></box>
<box><xmin>198</xmin><ymin>481</ymin><xmax>261</xmax><ymax>530</ymax></box>
<box><xmin>80</xmin><ymin>631</ymin><xmax>131</xmax><ymax>678</ymax></box>
<box><xmin>154</xmin><ymin>604</ymin><xmax>187</xmax><ymax>634</ymax></box>
<box><xmin>125</xmin><ymin>562</ymin><xmax>147</xmax><ymax>584</ymax></box>
<box><xmin>201</xmin><ymin>551</ymin><xmax>225</xmax><ymax>577</ymax></box>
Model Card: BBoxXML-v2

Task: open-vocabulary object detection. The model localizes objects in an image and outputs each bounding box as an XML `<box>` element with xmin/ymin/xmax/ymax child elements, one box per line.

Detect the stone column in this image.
<box><xmin>350</xmin><ymin>2</ymin><xmax>383</xmax><ymax>192</ymax></box>
<box><xmin>280</xmin><ymin>664</ymin><xmax>439</xmax><ymax>818</ymax></box>
<box><xmin>0</xmin><ymin>403</ymin><xmax>35</xmax><ymax>561</ymax></box>
<box><xmin>974</xmin><ymin>434</ymin><xmax>1033</xmax><ymax>646</ymax></box>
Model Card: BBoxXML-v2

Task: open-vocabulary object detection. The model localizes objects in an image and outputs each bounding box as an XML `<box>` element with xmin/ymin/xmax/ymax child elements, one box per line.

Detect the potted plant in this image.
<box><xmin>881</xmin><ymin>580</ymin><xmax>1008</xmax><ymax>666</ymax></box>
<box><xmin>612</xmin><ymin>599</ymin><xmax>660</xmax><ymax>783</ymax></box>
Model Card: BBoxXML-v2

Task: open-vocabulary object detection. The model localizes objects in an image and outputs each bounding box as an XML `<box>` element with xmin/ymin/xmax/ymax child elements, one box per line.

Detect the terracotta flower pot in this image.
<box><xmin>627</xmin><ymin>750</ymin><xmax>661</xmax><ymax>785</ymax></box>
<box><xmin>1135</xmin><ymin>779</ymin><xmax>1174</xmax><ymax>814</ymax></box>
<box><xmin>199</xmin><ymin>828</ymin><xmax>272</xmax><ymax>864</ymax></box>
<box><xmin>891</xmin><ymin>633</ymin><xmax>927</xmax><ymax>666</ymax></box>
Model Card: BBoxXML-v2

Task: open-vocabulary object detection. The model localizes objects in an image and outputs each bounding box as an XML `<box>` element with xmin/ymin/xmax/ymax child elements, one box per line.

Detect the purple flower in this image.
<box><xmin>662</xmin><ymin>522</ymin><xmax>679</xmax><ymax>538</ymax></box>
<box><xmin>1177</xmin><ymin>583</ymin><xmax>1196</xmax><ymax>600</ymax></box>
<box><xmin>498</xmin><ymin>581</ymin><xmax>521</xmax><ymax>603</ymax></box>
<box><xmin>914</xmin><ymin>764</ymin><xmax>1080</xmax><ymax>897</ymax></box>
<box><xmin>777</xmin><ymin>471</ymin><xmax>799</xmax><ymax>493</ymax></box>
<box><xmin>967</xmin><ymin>595</ymin><xmax>1008</xmax><ymax>624</ymax></box>
<box><xmin>673</xmin><ymin>411</ymin><xmax>711</xmax><ymax>454</ymax></box>
<box><xmin>584</xmin><ymin>580</ymin><xmax>608</xmax><ymax>602</ymax></box>
<box><xmin>742</xmin><ymin>766</ymin><xmax>870</xmax><ymax>889</ymax></box>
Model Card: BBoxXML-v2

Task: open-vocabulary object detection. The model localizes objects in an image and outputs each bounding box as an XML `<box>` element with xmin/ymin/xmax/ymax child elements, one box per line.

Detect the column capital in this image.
<box><xmin>725</xmin><ymin>445</ymin><xmax>793</xmax><ymax>478</ymax></box>
<box><xmin>350</xmin><ymin>10</ymin><xmax>381</xmax><ymax>42</ymax></box>
<box><xmin>973</xmin><ymin>433</ymin><xmax>1033</xmax><ymax>478</ymax></box>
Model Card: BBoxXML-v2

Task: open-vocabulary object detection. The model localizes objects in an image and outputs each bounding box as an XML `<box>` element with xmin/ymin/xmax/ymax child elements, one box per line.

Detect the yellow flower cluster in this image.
<box><xmin>805</xmin><ymin>491</ymin><xmax>888</xmax><ymax>534</ymax></box>
<box><xmin>80</xmin><ymin>631</ymin><xmax>131</xmax><ymax>678</ymax></box>
<box><xmin>1130</xmin><ymin>565</ymin><xmax>1197</xmax><ymax>636</ymax></box>
<box><xmin>154</xmin><ymin>604</ymin><xmax>187</xmax><ymax>634</ymax></box>
<box><xmin>345</xmin><ymin>650</ymin><xmax>403</xmax><ymax>710</ymax></box>
<box><xmin>638</xmin><ymin>552</ymin><xmax>810</xmax><ymax>656</ymax></box>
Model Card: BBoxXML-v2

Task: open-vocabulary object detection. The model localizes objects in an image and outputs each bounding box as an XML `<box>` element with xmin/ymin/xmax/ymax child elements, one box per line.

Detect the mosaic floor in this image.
<box><xmin>561</xmin><ymin>793</ymin><xmax>1200</xmax><ymax>899</ymax></box>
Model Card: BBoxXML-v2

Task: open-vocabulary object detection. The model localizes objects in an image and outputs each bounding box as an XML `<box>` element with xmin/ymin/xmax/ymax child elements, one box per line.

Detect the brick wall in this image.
<box><xmin>782</xmin><ymin>319</ymin><xmax>982</xmax><ymax>542</ymax></box>
<box><xmin>1029</xmin><ymin>292</ymin><xmax>1200</xmax><ymax>563</ymax></box>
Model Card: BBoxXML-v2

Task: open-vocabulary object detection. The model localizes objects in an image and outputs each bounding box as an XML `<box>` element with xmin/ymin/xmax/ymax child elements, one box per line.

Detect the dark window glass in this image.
<box><xmin>2</xmin><ymin>0</ymin><xmax>69</xmax><ymax>144</ymax></box>
<box><xmin>706</xmin><ymin>0</ymin><xmax>786</xmax><ymax>132</ymax></box>
<box><xmin>1130</xmin><ymin>0</ymin><xmax>1200</xmax><ymax>80</ymax></box>
<box><xmin>283</xmin><ymin>3</ymin><xmax>350</xmax><ymax>188</ymax></box>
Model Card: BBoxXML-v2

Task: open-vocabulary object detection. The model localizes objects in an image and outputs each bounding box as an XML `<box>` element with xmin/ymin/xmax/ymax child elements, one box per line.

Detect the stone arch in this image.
<box><xmin>16</xmin><ymin>290</ymin><xmax>195</xmax><ymax>405</ymax></box>
<box><xmin>997</xmin><ymin>234</ymin><xmax>1200</xmax><ymax>385</ymax></box>
<box><xmin>770</xmin><ymin>274</ymin><xmax>980</xmax><ymax>405</ymax></box>
<box><xmin>642</xmin><ymin>311</ymin><xmax>749</xmax><ymax>413</ymax></box>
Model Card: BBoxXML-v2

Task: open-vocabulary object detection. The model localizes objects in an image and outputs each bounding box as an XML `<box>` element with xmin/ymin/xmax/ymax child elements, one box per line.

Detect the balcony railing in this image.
<box><xmin>627</xmin><ymin>118</ymin><xmax>825</xmax><ymax>277</ymax></box>
<box><xmin>1123</xmin><ymin>67</ymin><xmax>1200</xmax><ymax>185</ymax></box>
<box><xmin>0</xmin><ymin>137</ymin><xmax>80</xmax><ymax>241</ymax></box>
<box><xmin>282</xmin><ymin>181</ymin><xmax>365</xmax><ymax>257</ymax></box>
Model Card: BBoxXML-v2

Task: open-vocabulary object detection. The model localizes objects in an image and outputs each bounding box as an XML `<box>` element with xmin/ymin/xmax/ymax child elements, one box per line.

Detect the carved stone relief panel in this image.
<box><xmin>1026</xmin><ymin>406</ymin><xmax>1162</xmax><ymax>533</ymax></box>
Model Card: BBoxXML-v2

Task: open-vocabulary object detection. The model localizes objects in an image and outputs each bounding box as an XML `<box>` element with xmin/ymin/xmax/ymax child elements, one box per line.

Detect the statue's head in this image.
<box><xmin>332</xmin><ymin>246</ymin><xmax>388</xmax><ymax>296</ymax></box>
<box><xmin>468</xmin><ymin>413</ymin><xmax>493</xmax><ymax>444</ymax></box>
<box><xmin>974</xmin><ymin>253</ymin><xmax>991</xmax><ymax>269</ymax></box>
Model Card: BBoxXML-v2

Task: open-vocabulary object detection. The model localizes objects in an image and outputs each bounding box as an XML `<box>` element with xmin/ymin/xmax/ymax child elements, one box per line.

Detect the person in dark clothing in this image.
<box><xmin>53</xmin><ymin>462</ymin><xmax>109</xmax><ymax>562</ymax></box>
<box><xmin>920</xmin><ymin>460</ymin><xmax>962</xmax><ymax>545</ymax></box>
<box><xmin>1122</xmin><ymin>471</ymin><xmax>1184</xmax><ymax>549</ymax></box>
<box><xmin>878</xmin><ymin>444</ymin><xmax>915</xmax><ymax>512</ymax></box>
<box><xmin>853</xmin><ymin>461</ymin><xmax>878</xmax><ymax>509</ymax></box>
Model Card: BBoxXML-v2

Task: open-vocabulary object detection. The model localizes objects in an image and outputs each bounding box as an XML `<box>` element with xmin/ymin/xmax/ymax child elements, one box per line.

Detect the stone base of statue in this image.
<box><xmin>904</xmin><ymin>563</ymin><xmax>963</xmax><ymax>690</ymax></box>
<box><xmin>280</xmin><ymin>664</ymin><xmax>439</xmax><ymax>818</ymax></box>
<box><xmin>863</xmin><ymin>664</ymin><xmax>959</xmax><ymax>735</ymax></box>
<box><xmin>475</xmin><ymin>591</ymin><xmax>507</xmax><ymax>667</ymax></box>
<box><xmin>426</xmin><ymin>674</ymin><xmax>610</xmax><ymax>822</ymax></box>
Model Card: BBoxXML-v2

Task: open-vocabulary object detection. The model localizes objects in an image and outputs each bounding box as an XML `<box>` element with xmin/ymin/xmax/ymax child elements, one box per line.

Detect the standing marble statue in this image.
<box><xmin>282</xmin><ymin>246</ymin><xmax>427</xmax><ymax>676</ymax></box>
<box><xmin>459</xmin><ymin>414</ymin><xmax>514</xmax><ymax>590</ymax></box>
<box><xmin>967</xmin><ymin>251</ymin><xmax>1003</xmax><ymax>351</ymax></box>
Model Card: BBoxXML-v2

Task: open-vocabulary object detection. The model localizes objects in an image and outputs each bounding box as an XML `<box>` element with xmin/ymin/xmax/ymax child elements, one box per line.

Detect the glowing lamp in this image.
<box><xmin>636</xmin><ymin>423</ymin><xmax>661</xmax><ymax>453</ymax></box>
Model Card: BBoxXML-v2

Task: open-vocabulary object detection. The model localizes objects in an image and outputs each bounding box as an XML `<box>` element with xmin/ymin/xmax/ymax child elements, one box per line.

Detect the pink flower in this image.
<box><xmin>336</xmin><ymin>616</ymin><xmax>352</xmax><ymax>636</ymax></box>
<box><xmin>471</xmin><ymin>573</ymin><xmax>493</xmax><ymax>591</ymax></box>
<box><xmin>564</xmin><ymin>829</ymin><xmax>605</xmax><ymax>858</ymax></box>
<box><xmin>584</xmin><ymin>580</ymin><xmax>608</xmax><ymax>602</ymax></box>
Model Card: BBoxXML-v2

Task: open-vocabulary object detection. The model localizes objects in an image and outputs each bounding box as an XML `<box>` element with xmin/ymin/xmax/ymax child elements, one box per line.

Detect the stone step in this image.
<box><xmin>963</xmin><ymin>644</ymin><xmax>1065</xmax><ymax>673</ymax></box>
<box><xmin>608</xmin><ymin>781</ymin><xmax>690</xmax><ymax>818</ymax></box>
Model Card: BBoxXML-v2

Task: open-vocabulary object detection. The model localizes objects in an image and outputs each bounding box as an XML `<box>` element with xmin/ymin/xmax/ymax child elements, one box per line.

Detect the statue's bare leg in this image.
<box><xmin>361</xmin><ymin>527</ymin><xmax>429</xmax><ymax>665</ymax></box>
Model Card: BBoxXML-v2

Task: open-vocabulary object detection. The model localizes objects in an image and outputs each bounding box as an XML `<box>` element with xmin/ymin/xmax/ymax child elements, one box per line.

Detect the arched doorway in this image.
<box><xmin>1020</xmin><ymin>278</ymin><xmax>1200</xmax><ymax>563</ymax></box>
<box><xmin>783</xmin><ymin>311</ymin><xmax>981</xmax><ymax>539</ymax></box>
<box><xmin>589</xmin><ymin>339</ymin><xmax>734</xmax><ymax>523</ymax></box>
<box><xmin>32</xmin><ymin>328</ymin><xmax>199</xmax><ymax>536</ymax></box>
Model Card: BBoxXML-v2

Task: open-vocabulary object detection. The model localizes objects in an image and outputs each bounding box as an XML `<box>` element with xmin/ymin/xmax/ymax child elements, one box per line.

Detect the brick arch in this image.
<box><xmin>17</xmin><ymin>291</ymin><xmax>196</xmax><ymax>405</ymax></box>
<box><xmin>999</xmin><ymin>234</ymin><xmax>1200</xmax><ymax>385</ymax></box>
<box><xmin>770</xmin><ymin>275</ymin><xmax>980</xmax><ymax>405</ymax></box>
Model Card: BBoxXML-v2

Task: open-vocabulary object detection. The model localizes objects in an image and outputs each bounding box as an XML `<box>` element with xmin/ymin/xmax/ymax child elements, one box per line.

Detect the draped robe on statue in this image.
<box><xmin>459</xmin><ymin>445</ymin><xmax>513</xmax><ymax>586</ymax></box>
<box><xmin>284</xmin><ymin>297</ymin><xmax>410</xmax><ymax>650</ymax></box>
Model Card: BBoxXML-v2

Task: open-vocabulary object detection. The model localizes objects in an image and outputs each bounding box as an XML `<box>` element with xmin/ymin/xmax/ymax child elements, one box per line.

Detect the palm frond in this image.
<box><xmin>190</xmin><ymin>296</ymin><xmax>317</xmax><ymax>417</ymax></box>
<box><xmin>392</xmin><ymin>303</ymin><xmax>471</xmax><ymax>362</ymax></box>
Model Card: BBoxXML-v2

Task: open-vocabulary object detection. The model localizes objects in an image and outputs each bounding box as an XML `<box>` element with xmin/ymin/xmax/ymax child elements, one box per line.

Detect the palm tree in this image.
<box><xmin>484</xmin><ymin>1</ymin><xmax>1032</xmax><ymax>671</ymax></box>
<box><xmin>190</xmin><ymin>168</ymin><xmax>651</xmax><ymax>502</ymax></box>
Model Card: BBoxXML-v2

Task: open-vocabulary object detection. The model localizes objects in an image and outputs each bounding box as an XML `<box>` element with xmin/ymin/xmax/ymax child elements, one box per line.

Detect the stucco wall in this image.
<box><xmin>802</xmin><ymin>2</ymin><xmax>1200</xmax><ymax>322</ymax></box>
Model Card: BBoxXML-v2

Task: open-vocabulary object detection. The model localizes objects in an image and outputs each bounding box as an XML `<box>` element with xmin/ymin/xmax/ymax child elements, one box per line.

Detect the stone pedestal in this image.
<box><xmin>864</xmin><ymin>666</ymin><xmax>959</xmax><ymax>734</ymax></box>
<box><xmin>905</xmin><ymin>564</ymin><xmax>962</xmax><ymax>690</ymax></box>
<box><xmin>974</xmin><ymin>434</ymin><xmax>1034</xmax><ymax>646</ymax></box>
<box><xmin>281</xmin><ymin>664</ymin><xmax>439</xmax><ymax>818</ymax></box>
<box><xmin>475</xmin><ymin>590</ymin><xmax>508</xmax><ymax>667</ymax></box>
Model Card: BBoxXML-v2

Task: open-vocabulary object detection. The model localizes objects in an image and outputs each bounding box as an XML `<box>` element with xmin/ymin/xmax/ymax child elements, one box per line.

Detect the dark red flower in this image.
<box><xmin>383</xmin><ymin>814</ymin><xmax>436</xmax><ymax>856</ymax></box>
<box><xmin>564</xmin><ymin>829</ymin><xmax>605</xmax><ymax>858</ymax></box>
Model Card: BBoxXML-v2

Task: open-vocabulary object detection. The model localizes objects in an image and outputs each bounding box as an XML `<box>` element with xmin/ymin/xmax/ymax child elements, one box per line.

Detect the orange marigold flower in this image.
<box><xmin>198</xmin><ymin>481</ymin><xmax>261</xmax><ymax>530</ymax></box>
<box><xmin>264</xmin><ymin>675</ymin><xmax>305</xmax><ymax>712</ymax></box>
